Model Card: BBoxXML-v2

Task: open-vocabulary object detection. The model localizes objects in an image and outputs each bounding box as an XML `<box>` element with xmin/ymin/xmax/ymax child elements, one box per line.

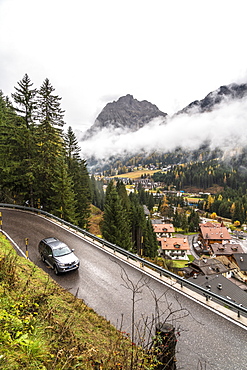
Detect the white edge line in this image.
<box><xmin>1</xmin><ymin>230</ymin><xmax>27</xmax><ymax>259</ymax></box>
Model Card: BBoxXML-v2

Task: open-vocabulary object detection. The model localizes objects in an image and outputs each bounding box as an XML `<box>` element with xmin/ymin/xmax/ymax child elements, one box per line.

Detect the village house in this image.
<box><xmin>209</xmin><ymin>242</ymin><xmax>244</xmax><ymax>257</ymax></box>
<box><xmin>158</xmin><ymin>237</ymin><xmax>190</xmax><ymax>260</ymax></box>
<box><xmin>152</xmin><ymin>222</ymin><xmax>175</xmax><ymax>238</ymax></box>
<box><xmin>181</xmin><ymin>256</ymin><xmax>236</xmax><ymax>279</ymax></box>
<box><xmin>198</xmin><ymin>221</ymin><xmax>231</xmax><ymax>253</ymax></box>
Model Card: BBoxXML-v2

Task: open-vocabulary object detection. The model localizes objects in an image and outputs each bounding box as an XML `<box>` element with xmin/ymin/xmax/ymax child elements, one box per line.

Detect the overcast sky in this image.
<box><xmin>1</xmin><ymin>0</ymin><xmax>247</xmax><ymax>131</ymax></box>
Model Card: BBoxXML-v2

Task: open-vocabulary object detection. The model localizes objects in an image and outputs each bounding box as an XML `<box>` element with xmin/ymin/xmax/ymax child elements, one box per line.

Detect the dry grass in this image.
<box><xmin>113</xmin><ymin>169</ymin><xmax>162</xmax><ymax>180</ymax></box>
<box><xmin>88</xmin><ymin>204</ymin><xmax>103</xmax><ymax>236</ymax></box>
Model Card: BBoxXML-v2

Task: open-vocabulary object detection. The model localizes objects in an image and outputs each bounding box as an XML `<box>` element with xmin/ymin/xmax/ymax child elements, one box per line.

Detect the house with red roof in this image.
<box><xmin>152</xmin><ymin>223</ymin><xmax>175</xmax><ymax>238</ymax></box>
<box><xmin>158</xmin><ymin>236</ymin><xmax>190</xmax><ymax>260</ymax></box>
<box><xmin>198</xmin><ymin>222</ymin><xmax>231</xmax><ymax>253</ymax></box>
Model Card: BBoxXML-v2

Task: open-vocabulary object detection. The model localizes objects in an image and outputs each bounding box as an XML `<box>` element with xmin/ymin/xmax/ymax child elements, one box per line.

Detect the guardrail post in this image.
<box><xmin>0</xmin><ymin>212</ymin><xmax>2</xmax><ymax>230</ymax></box>
<box><xmin>25</xmin><ymin>238</ymin><xmax>29</xmax><ymax>259</ymax></box>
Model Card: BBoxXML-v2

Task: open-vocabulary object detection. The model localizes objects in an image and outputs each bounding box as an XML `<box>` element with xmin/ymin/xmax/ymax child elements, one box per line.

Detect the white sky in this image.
<box><xmin>1</xmin><ymin>0</ymin><xmax>247</xmax><ymax>162</ymax></box>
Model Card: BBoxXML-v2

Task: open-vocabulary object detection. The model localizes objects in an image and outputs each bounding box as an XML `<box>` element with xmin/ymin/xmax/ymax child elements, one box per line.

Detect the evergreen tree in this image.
<box><xmin>143</xmin><ymin>218</ymin><xmax>158</xmax><ymax>258</ymax></box>
<box><xmin>173</xmin><ymin>209</ymin><xmax>182</xmax><ymax>229</ymax></box>
<box><xmin>49</xmin><ymin>157</ymin><xmax>78</xmax><ymax>224</ymax></box>
<box><xmin>35</xmin><ymin>116</ymin><xmax>65</xmax><ymax>209</ymax></box>
<box><xmin>116</xmin><ymin>180</ymin><xmax>131</xmax><ymax>211</ymax></box>
<box><xmin>0</xmin><ymin>90</ymin><xmax>37</xmax><ymax>204</ymax></box>
<box><xmin>91</xmin><ymin>175</ymin><xmax>105</xmax><ymax>210</ymax></box>
<box><xmin>72</xmin><ymin>159</ymin><xmax>92</xmax><ymax>229</ymax></box>
<box><xmin>37</xmin><ymin>78</ymin><xmax>65</xmax><ymax>127</ymax></box>
<box><xmin>232</xmin><ymin>200</ymin><xmax>244</xmax><ymax>225</ymax></box>
<box><xmin>188</xmin><ymin>209</ymin><xmax>200</xmax><ymax>232</ymax></box>
<box><xmin>11</xmin><ymin>75</ymin><xmax>38</xmax><ymax>205</ymax></box>
<box><xmin>65</xmin><ymin>126</ymin><xmax>92</xmax><ymax>228</ymax></box>
<box><xmin>11</xmin><ymin>74</ymin><xmax>37</xmax><ymax>128</ymax></box>
<box><xmin>34</xmin><ymin>78</ymin><xmax>66</xmax><ymax>209</ymax></box>
<box><xmin>101</xmin><ymin>183</ymin><xmax>132</xmax><ymax>250</ymax></box>
<box><xmin>65</xmin><ymin>126</ymin><xmax>81</xmax><ymax>164</ymax></box>
<box><xmin>129</xmin><ymin>192</ymin><xmax>147</xmax><ymax>254</ymax></box>
<box><xmin>181</xmin><ymin>213</ymin><xmax>189</xmax><ymax>233</ymax></box>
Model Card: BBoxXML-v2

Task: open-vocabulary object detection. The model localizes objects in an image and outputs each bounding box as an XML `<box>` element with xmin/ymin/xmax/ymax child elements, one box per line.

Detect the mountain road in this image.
<box><xmin>1</xmin><ymin>208</ymin><xmax>247</xmax><ymax>370</ymax></box>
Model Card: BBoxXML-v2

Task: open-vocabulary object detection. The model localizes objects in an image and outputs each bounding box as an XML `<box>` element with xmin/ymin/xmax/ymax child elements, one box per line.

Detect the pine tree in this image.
<box><xmin>64</xmin><ymin>126</ymin><xmax>92</xmax><ymax>228</ymax></box>
<box><xmin>143</xmin><ymin>218</ymin><xmax>158</xmax><ymax>258</ymax></box>
<box><xmin>91</xmin><ymin>175</ymin><xmax>105</xmax><ymax>210</ymax></box>
<box><xmin>37</xmin><ymin>78</ymin><xmax>65</xmax><ymax>128</ymax></box>
<box><xmin>73</xmin><ymin>159</ymin><xmax>92</xmax><ymax>229</ymax></box>
<box><xmin>101</xmin><ymin>183</ymin><xmax>132</xmax><ymax>250</ymax></box>
<box><xmin>11</xmin><ymin>75</ymin><xmax>38</xmax><ymax>205</ymax></box>
<box><xmin>129</xmin><ymin>192</ymin><xmax>146</xmax><ymax>254</ymax></box>
<box><xmin>35</xmin><ymin>116</ymin><xmax>65</xmax><ymax>209</ymax></box>
<box><xmin>48</xmin><ymin>157</ymin><xmax>78</xmax><ymax>224</ymax></box>
<box><xmin>11</xmin><ymin>74</ymin><xmax>37</xmax><ymax>128</ymax></box>
<box><xmin>65</xmin><ymin>126</ymin><xmax>81</xmax><ymax>164</ymax></box>
<box><xmin>34</xmin><ymin>79</ymin><xmax>66</xmax><ymax>208</ymax></box>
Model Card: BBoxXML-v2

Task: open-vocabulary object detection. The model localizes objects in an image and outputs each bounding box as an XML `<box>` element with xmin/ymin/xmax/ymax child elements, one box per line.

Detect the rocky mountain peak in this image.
<box><xmin>177</xmin><ymin>83</ymin><xmax>247</xmax><ymax>115</ymax></box>
<box><xmin>82</xmin><ymin>94</ymin><xmax>167</xmax><ymax>139</ymax></box>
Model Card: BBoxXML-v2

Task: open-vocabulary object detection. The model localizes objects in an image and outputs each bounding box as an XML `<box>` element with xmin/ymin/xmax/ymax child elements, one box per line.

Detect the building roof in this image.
<box><xmin>232</xmin><ymin>253</ymin><xmax>247</xmax><ymax>272</ymax></box>
<box><xmin>188</xmin><ymin>257</ymin><xmax>232</xmax><ymax>275</ymax></box>
<box><xmin>199</xmin><ymin>222</ymin><xmax>231</xmax><ymax>241</ymax></box>
<box><xmin>210</xmin><ymin>242</ymin><xmax>244</xmax><ymax>256</ymax></box>
<box><xmin>158</xmin><ymin>237</ymin><xmax>190</xmax><ymax>251</ymax></box>
<box><xmin>153</xmin><ymin>223</ymin><xmax>175</xmax><ymax>233</ymax></box>
<box><xmin>188</xmin><ymin>274</ymin><xmax>247</xmax><ymax>308</ymax></box>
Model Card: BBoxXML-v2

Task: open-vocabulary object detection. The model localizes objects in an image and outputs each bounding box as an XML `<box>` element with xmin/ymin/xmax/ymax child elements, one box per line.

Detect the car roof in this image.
<box><xmin>42</xmin><ymin>237</ymin><xmax>69</xmax><ymax>250</ymax></box>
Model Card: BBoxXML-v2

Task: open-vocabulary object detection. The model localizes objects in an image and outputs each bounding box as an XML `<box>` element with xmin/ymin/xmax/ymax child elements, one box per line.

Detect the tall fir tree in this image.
<box><xmin>37</xmin><ymin>78</ymin><xmax>65</xmax><ymax>128</ymax></box>
<box><xmin>65</xmin><ymin>126</ymin><xmax>81</xmax><ymax>164</ymax></box>
<box><xmin>48</xmin><ymin>157</ymin><xmax>78</xmax><ymax>224</ymax></box>
<box><xmin>101</xmin><ymin>183</ymin><xmax>132</xmax><ymax>250</ymax></box>
<box><xmin>11</xmin><ymin>75</ymin><xmax>38</xmax><ymax>205</ymax></box>
<box><xmin>35</xmin><ymin>79</ymin><xmax>66</xmax><ymax>210</ymax></box>
<box><xmin>91</xmin><ymin>175</ymin><xmax>105</xmax><ymax>210</ymax></box>
<box><xmin>143</xmin><ymin>218</ymin><xmax>158</xmax><ymax>258</ymax></box>
<box><xmin>129</xmin><ymin>192</ymin><xmax>146</xmax><ymax>254</ymax></box>
<box><xmin>11</xmin><ymin>74</ymin><xmax>37</xmax><ymax>128</ymax></box>
<box><xmin>65</xmin><ymin>126</ymin><xmax>92</xmax><ymax>228</ymax></box>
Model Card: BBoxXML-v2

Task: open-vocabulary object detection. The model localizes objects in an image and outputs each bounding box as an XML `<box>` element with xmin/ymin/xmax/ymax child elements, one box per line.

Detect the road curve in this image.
<box><xmin>1</xmin><ymin>208</ymin><xmax>247</xmax><ymax>370</ymax></box>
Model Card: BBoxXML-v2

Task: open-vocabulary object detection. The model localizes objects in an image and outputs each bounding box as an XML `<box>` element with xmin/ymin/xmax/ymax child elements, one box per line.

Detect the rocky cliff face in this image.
<box><xmin>82</xmin><ymin>94</ymin><xmax>167</xmax><ymax>139</ymax></box>
<box><xmin>177</xmin><ymin>83</ymin><xmax>247</xmax><ymax>115</ymax></box>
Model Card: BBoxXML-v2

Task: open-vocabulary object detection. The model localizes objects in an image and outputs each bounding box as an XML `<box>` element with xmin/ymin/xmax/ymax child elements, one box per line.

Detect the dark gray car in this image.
<box><xmin>38</xmin><ymin>237</ymin><xmax>80</xmax><ymax>275</ymax></box>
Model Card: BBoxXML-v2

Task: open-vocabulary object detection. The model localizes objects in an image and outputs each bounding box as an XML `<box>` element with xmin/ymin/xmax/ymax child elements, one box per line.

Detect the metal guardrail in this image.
<box><xmin>1</xmin><ymin>203</ymin><xmax>247</xmax><ymax>320</ymax></box>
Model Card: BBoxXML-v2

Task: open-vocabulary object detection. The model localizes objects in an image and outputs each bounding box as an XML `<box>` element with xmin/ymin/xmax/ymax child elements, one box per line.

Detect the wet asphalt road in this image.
<box><xmin>1</xmin><ymin>208</ymin><xmax>247</xmax><ymax>370</ymax></box>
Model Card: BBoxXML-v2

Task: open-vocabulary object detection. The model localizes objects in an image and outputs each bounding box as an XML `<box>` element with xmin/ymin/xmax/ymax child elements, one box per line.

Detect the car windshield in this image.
<box><xmin>53</xmin><ymin>246</ymin><xmax>71</xmax><ymax>257</ymax></box>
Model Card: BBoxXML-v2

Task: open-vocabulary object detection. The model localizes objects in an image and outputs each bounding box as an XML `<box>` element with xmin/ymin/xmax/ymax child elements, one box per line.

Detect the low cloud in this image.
<box><xmin>77</xmin><ymin>96</ymin><xmax>247</xmax><ymax>162</ymax></box>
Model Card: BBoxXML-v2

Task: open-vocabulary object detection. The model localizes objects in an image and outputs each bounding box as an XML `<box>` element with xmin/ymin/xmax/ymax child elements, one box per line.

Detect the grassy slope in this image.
<box><xmin>0</xmin><ymin>234</ymin><xmax>153</xmax><ymax>370</ymax></box>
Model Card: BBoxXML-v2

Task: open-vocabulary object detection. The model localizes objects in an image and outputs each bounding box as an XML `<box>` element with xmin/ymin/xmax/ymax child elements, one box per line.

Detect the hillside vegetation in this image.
<box><xmin>0</xmin><ymin>234</ymin><xmax>153</xmax><ymax>369</ymax></box>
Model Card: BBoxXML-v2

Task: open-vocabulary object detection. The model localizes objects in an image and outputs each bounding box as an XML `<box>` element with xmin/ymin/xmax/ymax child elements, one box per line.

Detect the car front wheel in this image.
<box><xmin>54</xmin><ymin>265</ymin><xmax>59</xmax><ymax>275</ymax></box>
